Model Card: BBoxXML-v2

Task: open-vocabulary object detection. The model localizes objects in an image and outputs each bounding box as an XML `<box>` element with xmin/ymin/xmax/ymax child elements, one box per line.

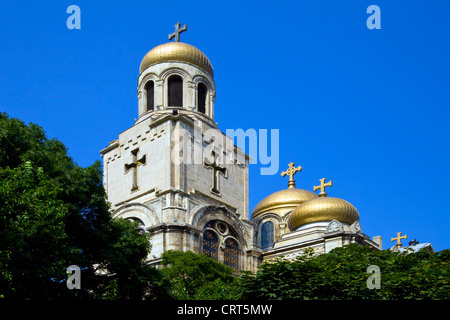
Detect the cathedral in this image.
<box><xmin>100</xmin><ymin>23</ymin><xmax>384</xmax><ymax>272</ymax></box>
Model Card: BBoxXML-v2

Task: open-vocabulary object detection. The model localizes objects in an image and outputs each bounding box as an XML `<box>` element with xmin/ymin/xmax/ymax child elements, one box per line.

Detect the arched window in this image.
<box><xmin>145</xmin><ymin>81</ymin><xmax>154</xmax><ymax>111</ymax></box>
<box><xmin>203</xmin><ymin>230</ymin><xmax>218</xmax><ymax>261</ymax></box>
<box><xmin>261</xmin><ymin>221</ymin><xmax>274</xmax><ymax>250</ymax></box>
<box><xmin>202</xmin><ymin>220</ymin><xmax>240</xmax><ymax>271</ymax></box>
<box><xmin>197</xmin><ymin>83</ymin><xmax>207</xmax><ymax>114</ymax></box>
<box><xmin>224</xmin><ymin>238</ymin><xmax>239</xmax><ymax>272</ymax></box>
<box><xmin>168</xmin><ymin>75</ymin><xmax>183</xmax><ymax>107</ymax></box>
<box><xmin>127</xmin><ymin>218</ymin><xmax>146</xmax><ymax>235</ymax></box>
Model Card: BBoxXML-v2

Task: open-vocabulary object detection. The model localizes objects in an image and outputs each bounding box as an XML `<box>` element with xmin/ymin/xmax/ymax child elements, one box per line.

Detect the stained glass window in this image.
<box><xmin>224</xmin><ymin>238</ymin><xmax>239</xmax><ymax>272</ymax></box>
<box><xmin>261</xmin><ymin>221</ymin><xmax>274</xmax><ymax>250</ymax></box>
<box><xmin>127</xmin><ymin>218</ymin><xmax>146</xmax><ymax>235</ymax></box>
<box><xmin>203</xmin><ymin>230</ymin><xmax>218</xmax><ymax>261</ymax></box>
<box><xmin>135</xmin><ymin>219</ymin><xmax>146</xmax><ymax>235</ymax></box>
<box><xmin>216</xmin><ymin>222</ymin><xmax>226</xmax><ymax>234</ymax></box>
<box><xmin>202</xmin><ymin>220</ymin><xmax>240</xmax><ymax>271</ymax></box>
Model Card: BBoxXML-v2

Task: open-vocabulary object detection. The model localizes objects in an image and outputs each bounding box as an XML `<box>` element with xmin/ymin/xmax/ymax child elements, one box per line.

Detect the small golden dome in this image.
<box><xmin>288</xmin><ymin>197</ymin><xmax>360</xmax><ymax>231</ymax></box>
<box><xmin>251</xmin><ymin>188</ymin><xmax>318</xmax><ymax>220</ymax></box>
<box><xmin>140</xmin><ymin>42</ymin><xmax>214</xmax><ymax>76</ymax></box>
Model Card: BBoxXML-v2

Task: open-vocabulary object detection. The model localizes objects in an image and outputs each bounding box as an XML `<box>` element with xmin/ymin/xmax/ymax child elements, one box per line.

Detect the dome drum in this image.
<box><xmin>137</xmin><ymin>42</ymin><xmax>215</xmax><ymax>120</ymax></box>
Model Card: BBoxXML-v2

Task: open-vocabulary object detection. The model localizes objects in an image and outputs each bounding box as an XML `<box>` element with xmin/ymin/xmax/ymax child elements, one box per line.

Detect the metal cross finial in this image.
<box><xmin>169</xmin><ymin>22</ymin><xmax>187</xmax><ymax>42</ymax></box>
<box><xmin>313</xmin><ymin>178</ymin><xmax>333</xmax><ymax>197</ymax></box>
<box><xmin>281</xmin><ymin>162</ymin><xmax>302</xmax><ymax>189</ymax></box>
<box><xmin>391</xmin><ymin>232</ymin><xmax>407</xmax><ymax>248</ymax></box>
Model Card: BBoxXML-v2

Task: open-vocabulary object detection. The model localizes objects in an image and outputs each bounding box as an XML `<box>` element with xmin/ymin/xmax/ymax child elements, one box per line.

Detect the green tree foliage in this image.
<box><xmin>240</xmin><ymin>244</ymin><xmax>450</xmax><ymax>300</ymax></box>
<box><xmin>160</xmin><ymin>250</ymin><xmax>242</xmax><ymax>300</ymax></box>
<box><xmin>0</xmin><ymin>112</ymin><xmax>161</xmax><ymax>299</ymax></box>
<box><xmin>2</xmin><ymin>112</ymin><xmax>447</xmax><ymax>301</ymax></box>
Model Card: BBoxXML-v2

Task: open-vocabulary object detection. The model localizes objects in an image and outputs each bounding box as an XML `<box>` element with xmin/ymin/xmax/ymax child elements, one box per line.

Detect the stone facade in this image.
<box><xmin>259</xmin><ymin>220</ymin><xmax>382</xmax><ymax>261</ymax></box>
<box><xmin>100</xmin><ymin>109</ymin><xmax>258</xmax><ymax>270</ymax></box>
<box><xmin>101</xmin><ymin>48</ymin><xmax>260</xmax><ymax>271</ymax></box>
<box><xmin>101</xmin><ymin>39</ymin><xmax>383</xmax><ymax>273</ymax></box>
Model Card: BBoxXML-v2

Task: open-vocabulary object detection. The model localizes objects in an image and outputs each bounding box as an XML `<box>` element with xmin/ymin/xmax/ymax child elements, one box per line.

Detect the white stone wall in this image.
<box><xmin>100</xmin><ymin>52</ymin><xmax>260</xmax><ymax>271</ymax></box>
<box><xmin>101</xmin><ymin>116</ymin><xmax>171</xmax><ymax>209</ymax></box>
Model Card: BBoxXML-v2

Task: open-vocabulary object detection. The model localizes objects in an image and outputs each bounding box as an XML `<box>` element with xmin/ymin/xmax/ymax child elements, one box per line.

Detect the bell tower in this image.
<box><xmin>137</xmin><ymin>22</ymin><xmax>216</xmax><ymax>124</ymax></box>
<box><xmin>100</xmin><ymin>23</ymin><xmax>259</xmax><ymax>271</ymax></box>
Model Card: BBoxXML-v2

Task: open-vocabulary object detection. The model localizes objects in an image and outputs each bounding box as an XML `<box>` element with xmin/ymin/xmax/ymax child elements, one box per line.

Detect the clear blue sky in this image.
<box><xmin>0</xmin><ymin>1</ymin><xmax>449</xmax><ymax>251</ymax></box>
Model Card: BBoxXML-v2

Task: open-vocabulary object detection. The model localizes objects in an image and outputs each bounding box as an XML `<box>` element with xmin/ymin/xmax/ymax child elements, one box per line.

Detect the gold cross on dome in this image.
<box><xmin>391</xmin><ymin>232</ymin><xmax>407</xmax><ymax>248</ymax></box>
<box><xmin>168</xmin><ymin>22</ymin><xmax>187</xmax><ymax>42</ymax></box>
<box><xmin>313</xmin><ymin>178</ymin><xmax>333</xmax><ymax>197</ymax></box>
<box><xmin>281</xmin><ymin>162</ymin><xmax>302</xmax><ymax>189</ymax></box>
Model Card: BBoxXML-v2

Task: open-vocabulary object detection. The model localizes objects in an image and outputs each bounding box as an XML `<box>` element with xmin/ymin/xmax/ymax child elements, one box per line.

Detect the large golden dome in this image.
<box><xmin>288</xmin><ymin>196</ymin><xmax>359</xmax><ymax>231</ymax></box>
<box><xmin>140</xmin><ymin>42</ymin><xmax>214</xmax><ymax>76</ymax></box>
<box><xmin>251</xmin><ymin>188</ymin><xmax>318</xmax><ymax>219</ymax></box>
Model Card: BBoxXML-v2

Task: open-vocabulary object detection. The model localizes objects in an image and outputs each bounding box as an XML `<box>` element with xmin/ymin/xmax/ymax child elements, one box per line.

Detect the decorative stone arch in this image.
<box><xmin>190</xmin><ymin>204</ymin><xmax>249</xmax><ymax>245</ymax></box>
<box><xmin>192</xmin><ymin>74</ymin><xmax>214</xmax><ymax>90</ymax></box>
<box><xmin>252</xmin><ymin>212</ymin><xmax>283</xmax><ymax>250</ymax></box>
<box><xmin>112</xmin><ymin>202</ymin><xmax>160</xmax><ymax>231</ymax></box>
<box><xmin>190</xmin><ymin>204</ymin><xmax>251</xmax><ymax>271</ymax></box>
<box><xmin>281</xmin><ymin>209</ymin><xmax>294</xmax><ymax>223</ymax></box>
<box><xmin>138</xmin><ymin>73</ymin><xmax>159</xmax><ymax>114</ymax></box>
<box><xmin>192</xmin><ymin>75</ymin><xmax>215</xmax><ymax>117</ymax></box>
<box><xmin>138</xmin><ymin>72</ymin><xmax>159</xmax><ymax>93</ymax></box>
<box><xmin>159</xmin><ymin>67</ymin><xmax>191</xmax><ymax>108</ymax></box>
<box><xmin>159</xmin><ymin>66</ymin><xmax>191</xmax><ymax>82</ymax></box>
<box><xmin>223</xmin><ymin>234</ymin><xmax>240</xmax><ymax>246</ymax></box>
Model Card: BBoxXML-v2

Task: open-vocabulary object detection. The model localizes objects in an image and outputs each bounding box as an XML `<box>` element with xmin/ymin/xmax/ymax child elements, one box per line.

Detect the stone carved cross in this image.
<box><xmin>204</xmin><ymin>151</ymin><xmax>227</xmax><ymax>195</ymax></box>
<box><xmin>124</xmin><ymin>148</ymin><xmax>146</xmax><ymax>192</ymax></box>
<box><xmin>313</xmin><ymin>178</ymin><xmax>333</xmax><ymax>197</ymax></box>
<box><xmin>168</xmin><ymin>22</ymin><xmax>187</xmax><ymax>42</ymax></box>
<box><xmin>281</xmin><ymin>162</ymin><xmax>302</xmax><ymax>189</ymax></box>
<box><xmin>391</xmin><ymin>232</ymin><xmax>407</xmax><ymax>248</ymax></box>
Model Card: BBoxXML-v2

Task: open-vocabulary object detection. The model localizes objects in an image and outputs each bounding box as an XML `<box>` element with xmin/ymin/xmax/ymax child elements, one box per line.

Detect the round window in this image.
<box><xmin>215</xmin><ymin>222</ymin><xmax>228</xmax><ymax>235</ymax></box>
